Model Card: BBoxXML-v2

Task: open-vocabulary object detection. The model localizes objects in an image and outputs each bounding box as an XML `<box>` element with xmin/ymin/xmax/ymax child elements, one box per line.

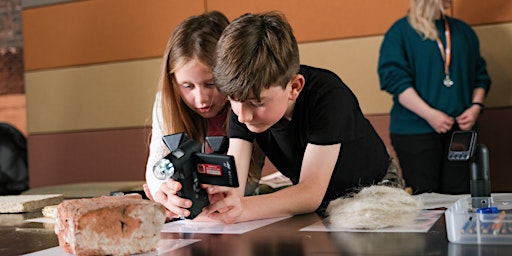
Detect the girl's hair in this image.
<box><xmin>155</xmin><ymin>11</ymin><xmax>262</xmax><ymax>185</ymax></box>
<box><xmin>214</xmin><ymin>11</ymin><xmax>300</xmax><ymax>102</ymax></box>
<box><xmin>407</xmin><ymin>0</ymin><xmax>445</xmax><ymax>40</ymax></box>
<box><xmin>158</xmin><ymin>11</ymin><xmax>229</xmax><ymax>143</ymax></box>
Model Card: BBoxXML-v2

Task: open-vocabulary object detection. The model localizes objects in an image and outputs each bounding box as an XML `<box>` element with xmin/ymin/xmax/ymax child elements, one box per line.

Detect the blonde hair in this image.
<box><xmin>158</xmin><ymin>11</ymin><xmax>229</xmax><ymax>143</ymax></box>
<box><xmin>155</xmin><ymin>11</ymin><xmax>262</xmax><ymax>184</ymax></box>
<box><xmin>407</xmin><ymin>0</ymin><xmax>445</xmax><ymax>40</ymax></box>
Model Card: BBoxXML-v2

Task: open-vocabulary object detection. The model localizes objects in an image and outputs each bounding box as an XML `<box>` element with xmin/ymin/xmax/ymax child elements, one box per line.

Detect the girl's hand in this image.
<box><xmin>143</xmin><ymin>183</ymin><xmax>154</xmax><ymax>200</ymax></box>
<box><xmin>202</xmin><ymin>185</ymin><xmax>243</xmax><ymax>224</ymax></box>
<box><xmin>152</xmin><ymin>179</ymin><xmax>193</xmax><ymax>220</ymax></box>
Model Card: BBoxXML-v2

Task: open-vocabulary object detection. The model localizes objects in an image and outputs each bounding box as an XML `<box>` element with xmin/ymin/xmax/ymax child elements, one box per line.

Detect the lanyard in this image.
<box><xmin>435</xmin><ymin>17</ymin><xmax>453</xmax><ymax>87</ymax></box>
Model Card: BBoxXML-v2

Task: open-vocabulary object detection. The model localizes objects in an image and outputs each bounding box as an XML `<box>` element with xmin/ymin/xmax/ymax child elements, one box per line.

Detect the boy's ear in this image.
<box><xmin>288</xmin><ymin>74</ymin><xmax>305</xmax><ymax>100</ymax></box>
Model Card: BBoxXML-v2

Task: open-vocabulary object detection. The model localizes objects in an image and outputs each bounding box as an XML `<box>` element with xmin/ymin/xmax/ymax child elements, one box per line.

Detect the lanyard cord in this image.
<box><xmin>435</xmin><ymin>17</ymin><xmax>451</xmax><ymax>76</ymax></box>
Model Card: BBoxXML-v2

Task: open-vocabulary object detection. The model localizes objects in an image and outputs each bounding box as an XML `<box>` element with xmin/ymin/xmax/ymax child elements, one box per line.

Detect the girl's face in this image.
<box><xmin>174</xmin><ymin>59</ymin><xmax>226</xmax><ymax>119</ymax></box>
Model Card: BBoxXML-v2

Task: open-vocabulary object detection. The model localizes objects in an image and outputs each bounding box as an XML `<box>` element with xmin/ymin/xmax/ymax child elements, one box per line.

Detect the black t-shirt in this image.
<box><xmin>229</xmin><ymin>65</ymin><xmax>389</xmax><ymax>204</ymax></box>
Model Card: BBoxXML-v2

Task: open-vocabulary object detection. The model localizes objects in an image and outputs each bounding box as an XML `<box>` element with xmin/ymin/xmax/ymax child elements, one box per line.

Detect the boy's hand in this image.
<box><xmin>202</xmin><ymin>185</ymin><xmax>243</xmax><ymax>224</ymax></box>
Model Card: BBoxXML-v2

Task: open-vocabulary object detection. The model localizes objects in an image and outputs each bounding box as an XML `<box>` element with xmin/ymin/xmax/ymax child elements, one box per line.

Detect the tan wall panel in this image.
<box><xmin>24</xmin><ymin>22</ymin><xmax>512</xmax><ymax>135</ymax></box>
<box><xmin>25</xmin><ymin>59</ymin><xmax>161</xmax><ymax>133</ymax></box>
<box><xmin>22</xmin><ymin>0</ymin><xmax>204</xmax><ymax>71</ymax></box>
<box><xmin>299</xmin><ymin>36</ymin><xmax>391</xmax><ymax>115</ymax></box>
<box><xmin>209</xmin><ymin>0</ymin><xmax>409</xmax><ymax>43</ymax></box>
<box><xmin>453</xmin><ymin>0</ymin><xmax>512</xmax><ymax>25</ymax></box>
<box><xmin>475</xmin><ymin>23</ymin><xmax>512</xmax><ymax>107</ymax></box>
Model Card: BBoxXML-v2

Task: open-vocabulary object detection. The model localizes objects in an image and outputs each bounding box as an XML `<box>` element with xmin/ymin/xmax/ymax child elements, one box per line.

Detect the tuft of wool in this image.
<box><xmin>326</xmin><ymin>185</ymin><xmax>422</xmax><ymax>229</ymax></box>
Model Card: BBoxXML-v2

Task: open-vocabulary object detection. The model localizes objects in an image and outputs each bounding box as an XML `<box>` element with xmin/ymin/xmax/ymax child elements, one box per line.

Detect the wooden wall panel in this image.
<box><xmin>475</xmin><ymin>23</ymin><xmax>512</xmax><ymax>107</ymax></box>
<box><xmin>25</xmin><ymin>59</ymin><xmax>160</xmax><ymax>133</ymax></box>
<box><xmin>299</xmin><ymin>36</ymin><xmax>391</xmax><ymax>115</ymax></box>
<box><xmin>208</xmin><ymin>0</ymin><xmax>409</xmax><ymax>43</ymax></box>
<box><xmin>22</xmin><ymin>0</ymin><xmax>512</xmax><ymax>71</ymax></box>
<box><xmin>0</xmin><ymin>94</ymin><xmax>27</xmax><ymax>136</ymax></box>
<box><xmin>299</xmin><ymin>23</ymin><xmax>512</xmax><ymax>115</ymax></box>
<box><xmin>27</xmin><ymin>110</ymin><xmax>512</xmax><ymax>192</ymax></box>
<box><xmin>22</xmin><ymin>0</ymin><xmax>204</xmax><ymax>71</ymax></box>
<box><xmin>21</xmin><ymin>0</ymin><xmax>512</xmax><ymax>193</ymax></box>
<box><xmin>27</xmin><ymin>127</ymin><xmax>150</xmax><ymax>188</ymax></box>
<box><xmin>24</xmin><ymin>22</ymin><xmax>512</xmax><ymax>134</ymax></box>
<box><xmin>478</xmin><ymin>108</ymin><xmax>512</xmax><ymax>192</ymax></box>
<box><xmin>453</xmin><ymin>0</ymin><xmax>512</xmax><ymax>25</ymax></box>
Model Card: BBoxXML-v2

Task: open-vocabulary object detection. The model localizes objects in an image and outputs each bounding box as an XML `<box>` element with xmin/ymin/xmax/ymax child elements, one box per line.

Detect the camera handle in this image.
<box><xmin>469</xmin><ymin>144</ymin><xmax>491</xmax><ymax>208</ymax></box>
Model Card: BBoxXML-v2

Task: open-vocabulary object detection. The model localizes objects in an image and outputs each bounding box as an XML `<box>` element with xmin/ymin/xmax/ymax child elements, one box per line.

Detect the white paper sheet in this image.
<box><xmin>161</xmin><ymin>216</ymin><xmax>289</xmax><ymax>234</ymax></box>
<box><xmin>24</xmin><ymin>217</ymin><xmax>55</xmax><ymax>224</ymax></box>
<box><xmin>22</xmin><ymin>238</ymin><xmax>200</xmax><ymax>256</ymax></box>
<box><xmin>300</xmin><ymin>210</ymin><xmax>444</xmax><ymax>233</ymax></box>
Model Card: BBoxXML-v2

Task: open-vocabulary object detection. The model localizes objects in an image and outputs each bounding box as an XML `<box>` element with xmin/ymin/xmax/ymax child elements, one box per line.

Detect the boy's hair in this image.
<box><xmin>159</xmin><ymin>10</ymin><xmax>229</xmax><ymax>142</ymax></box>
<box><xmin>214</xmin><ymin>11</ymin><xmax>300</xmax><ymax>102</ymax></box>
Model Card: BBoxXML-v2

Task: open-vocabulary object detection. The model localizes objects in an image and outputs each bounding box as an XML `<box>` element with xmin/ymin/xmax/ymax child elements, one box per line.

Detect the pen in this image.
<box><xmin>492</xmin><ymin>211</ymin><xmax>506</xmax><ymax>235</ymax></box>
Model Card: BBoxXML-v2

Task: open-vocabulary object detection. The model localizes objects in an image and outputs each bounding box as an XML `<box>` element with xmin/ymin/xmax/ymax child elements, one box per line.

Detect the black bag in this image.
<box><xmin>0</xmin><ymin>123</ymin><xmax>28</xmax><ymax>195</ymax></box>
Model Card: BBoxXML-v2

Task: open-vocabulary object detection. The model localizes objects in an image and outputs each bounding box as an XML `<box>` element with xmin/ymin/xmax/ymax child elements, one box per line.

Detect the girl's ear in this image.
<box><xmin>288</xmin><ymin>74</ymin><xmax>305</xmax><ymax>100</ymax></box>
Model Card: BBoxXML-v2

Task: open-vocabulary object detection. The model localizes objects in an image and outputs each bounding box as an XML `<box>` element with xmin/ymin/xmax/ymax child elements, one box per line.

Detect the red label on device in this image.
<box><xmin>197</xmin><ymin>164</ymin><xmax>222</xmax><ymax>176</ymax></box>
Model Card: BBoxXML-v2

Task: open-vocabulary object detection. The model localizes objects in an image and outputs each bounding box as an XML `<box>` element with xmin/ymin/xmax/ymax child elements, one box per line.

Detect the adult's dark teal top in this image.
<box><xmin>378</xmin><ymin>16</ymin><xmax>491</xmax><ymax>134</ymax></box>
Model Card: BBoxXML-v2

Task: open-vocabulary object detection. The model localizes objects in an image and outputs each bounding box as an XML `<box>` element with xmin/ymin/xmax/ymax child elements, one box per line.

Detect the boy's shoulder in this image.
<box><xmin>300</xmin><ymin>65</ymin><xmax>343</xmax><ymax>84</ymax></box>
<box><xmin>300</xmin><ymin>65</ymin><xmax>339</xmax><ymax>78</ymax></box>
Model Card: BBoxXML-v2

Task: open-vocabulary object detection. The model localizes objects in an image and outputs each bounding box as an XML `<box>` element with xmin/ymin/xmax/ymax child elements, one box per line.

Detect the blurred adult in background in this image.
<box><xmin>378</xmin><ymin>0</ymin><xmax>491</xmax><ymax>194</ymax></box>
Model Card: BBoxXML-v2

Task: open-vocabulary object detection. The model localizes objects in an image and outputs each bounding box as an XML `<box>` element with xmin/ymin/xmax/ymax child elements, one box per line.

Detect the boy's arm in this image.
<box><xmin>226</xmin><ymin>138</ymin><xmax>254</xmax><ymax>197</ymax></box>
<box><xmin>205</xmin><ymin>143</ymin><xmax>340</xmax><ymax>223</ymax></box>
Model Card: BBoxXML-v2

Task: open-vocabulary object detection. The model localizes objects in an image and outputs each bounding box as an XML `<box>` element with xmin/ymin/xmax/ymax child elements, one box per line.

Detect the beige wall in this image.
<box><xmin>22</xmin><ymin>0</ymin><xmax>512</xmax><ymax>191</ymax></box>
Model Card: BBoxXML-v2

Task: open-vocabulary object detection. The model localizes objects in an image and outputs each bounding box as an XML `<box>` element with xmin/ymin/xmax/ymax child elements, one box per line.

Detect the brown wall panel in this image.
<box><xmin>208</xmin><ymin>0</ymin><xmax>409</xmax><ymax>43</ymax></box>
<box><xmin>22</xmin><ymin>0</ymin><xmax>204</xmax><ymax>71</ymax></box>
<box><xmin>478</xmin><ymin>108</ymin><xmax>512</xmax><ymax>192</ymax></box>
<box><xmin>27</xmin><ymin>109</ymin><xmax>512</xmax><ymax>193</ymax></box>
<box><xmin>453</xmin><ymin>0</ymin><xmax>512</xmax><ymax>25</ymax></box>
<box><xmin>28</xmin><ymin>127</ymin><xmax>150</xmax><ymax>188</ymax></box>
<box><xmin>367</xmin><ymin>109</ymin><xmax>512</xmax><ymax>193</ymax></box>
<box><xmin>22</xmin><ymin>0</ymin><xmax>512</xmax><ymax>71</ymax></box>
<box><xmin>21</xmin><ymin>0</ymin><xmax>512</xmax><ymax>193</ymax></box>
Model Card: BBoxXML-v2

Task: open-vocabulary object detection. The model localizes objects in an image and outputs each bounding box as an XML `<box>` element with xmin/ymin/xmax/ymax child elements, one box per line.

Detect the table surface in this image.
<box><xmin>1</xmin><ymin>209</ymin><xmax>511</xmax><ymax>256</ymax></box>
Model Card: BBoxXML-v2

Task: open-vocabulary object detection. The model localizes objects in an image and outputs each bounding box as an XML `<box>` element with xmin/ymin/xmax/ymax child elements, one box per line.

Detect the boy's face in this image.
<box><xmin>229</xmin><ymin>83</ymin><xmax>292</xmax><ymax>133</ymax></box>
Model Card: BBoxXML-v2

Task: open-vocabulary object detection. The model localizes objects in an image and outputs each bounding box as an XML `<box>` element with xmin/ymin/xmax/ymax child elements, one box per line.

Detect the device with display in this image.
<box><xmin>447</xmin><ymin>130</ymin><xmax>491</xmax><ymax>208</ymax></box>
<box><xmin>152</xmin><ymin>133</ymin><xmax>239</xmax><ymax>219</ymax></box>
<box><xmin>448</xmin><ymin>130</ymin><xmax>477</xmax><ymax>161</ymax></box>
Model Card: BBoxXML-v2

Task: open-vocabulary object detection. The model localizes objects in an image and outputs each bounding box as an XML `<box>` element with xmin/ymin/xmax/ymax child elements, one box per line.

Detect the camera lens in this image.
<box><xmin>153</xmin><ymin>158</ymin><xmax>174</xmax><ymax>180</ymax></box>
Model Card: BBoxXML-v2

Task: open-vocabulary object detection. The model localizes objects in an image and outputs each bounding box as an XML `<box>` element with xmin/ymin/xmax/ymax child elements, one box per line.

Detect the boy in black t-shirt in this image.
<box><xmin>200</xmin><ymin>12</ymin><xmax>402</xmax><ymax>223</ymax></box>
